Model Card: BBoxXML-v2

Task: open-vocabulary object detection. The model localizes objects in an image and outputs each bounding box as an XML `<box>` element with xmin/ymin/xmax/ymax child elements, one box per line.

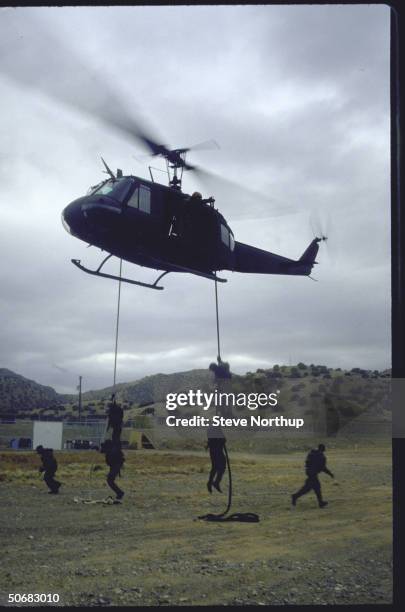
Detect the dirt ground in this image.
<box><xmin>0</xmin><ymin>439</ymin><xmax>392</xmax><ymax>606</ymax></box>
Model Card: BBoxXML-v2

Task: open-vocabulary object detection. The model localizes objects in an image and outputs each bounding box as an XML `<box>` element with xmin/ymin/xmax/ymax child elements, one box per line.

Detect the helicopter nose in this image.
<box><xmin>61</xmin><ymin>199</ymin><xmax>84</xmax><ymax>237</ymax></box>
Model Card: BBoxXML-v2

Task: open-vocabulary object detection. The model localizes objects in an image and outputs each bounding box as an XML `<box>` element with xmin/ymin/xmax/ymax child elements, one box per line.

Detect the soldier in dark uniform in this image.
<box><xmin>36</xmin><ymin>445</ymin><xmax>61</xmax><ymax>494</ymax></box>
<box><xmin>100</xmin><ymin>439</ymin><xmax>125</xmax><ymax>500</ymax></box>
<box><xmin>209</xmin><ymin>359</ymin><xmax>232</xmax><ymax>380</ymax></box>
<box><xmin>291</xmin><ymin>443</ymin><xmax>334</xmax><ymax>508</ymax></box>
<box><xmin>107</xmin><ymin>394</ymin><xmax>124</xmax><ymax>444</ymax></box>
<box><xmin>206</xmin><ymin>425</ymin><xmax>227</xmax><ymax>493</ymax></box>
<box><xmin>188</xmin><ymin>191</ymin><xmax>203</xmax><ymax>204</ymax></box>
<box><xmin>209</xmin><ymin>358</ymin><xmax>232</xmax><ymax>417</ymax></box>
<box><xmin>188</xmin><ymin>192</ymin><xmax>215</xmax><ymax>207</ymax></box>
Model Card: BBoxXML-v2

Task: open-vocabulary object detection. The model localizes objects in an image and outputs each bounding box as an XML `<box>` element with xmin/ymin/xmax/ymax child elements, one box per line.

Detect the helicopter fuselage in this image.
<box><xmin>62</xmin><ymin>174</ymin><xmax>321</xmax><ymax>284</ymax></box>
<box><xmin>62</xmin><ymin>175</ymin><xmax>236</xmax><ymax>275</ymax></box>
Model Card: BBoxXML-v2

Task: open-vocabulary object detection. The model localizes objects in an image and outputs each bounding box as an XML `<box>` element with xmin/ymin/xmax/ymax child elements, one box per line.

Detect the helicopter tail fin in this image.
<box><xmin>298</xmin><ymin>238</ymin><xmax>321</xmax><ymax>266</ymax></box>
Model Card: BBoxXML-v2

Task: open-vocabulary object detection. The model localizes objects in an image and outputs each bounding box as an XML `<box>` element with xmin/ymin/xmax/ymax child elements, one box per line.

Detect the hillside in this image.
<box><xmin>0</xmin><ymin>368</ymin><xmax>213</xmax><ymax>420</ymax></box>
<box><xmin>228</xmin><ymin>364</ymin><xmax>391</xmax><ymax>436</ymax></box>
<box><xmin>0</xmin><ymin>368</ymin><xmax>65</xmax><ymax>416</ymax></box>
<box><xmin>82</xmin><ymin>369</ymin><xmax>213</xmax><ymax>404</ymax></box>
<box><xmin>0</xmin><ymin>365</ymin><xmax>392</xmax><ymax>435</ymax></box>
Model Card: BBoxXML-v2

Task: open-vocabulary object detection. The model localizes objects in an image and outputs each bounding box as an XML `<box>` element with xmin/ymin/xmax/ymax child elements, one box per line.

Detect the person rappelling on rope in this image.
<box><xmin>209</xmin><ymin>358</ymin><xmax>232</xmax><ymax>380</ymax></box>
<box><xmin>100</xmin><ymin>439</ymin><xmax>125</xmax><ymax>501</ymax></box>
<box><xmin>107</xmin><ymin>393</ymin><xmax>124</xmax><ymax>444</ymax></box>
<box><xmin>36</xmin><ymin>446</ymin><xmax>62</xmax><ymax>494</ymax></box>
<box><xmin>209</xmin><ymin>356</ymin><xmax>233</xmax><ymax>418</ymax></box>
<box><xmin>197</xmin><ymin>278</ymin><xmax>259</xmax><ymax>522</ymax></box>
<box><xmin>206</xmin><ymin>424</ymin><xmax>227</xmax><ymax>493</ymax></box>
<box><xmin>205</xmin><ymin>280</ymin><xmax>231</xmax><ymax>494</ymax></box>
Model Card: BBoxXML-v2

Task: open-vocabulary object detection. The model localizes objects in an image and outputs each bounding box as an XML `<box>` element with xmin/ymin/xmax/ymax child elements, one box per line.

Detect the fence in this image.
<box><xmin>0</xmin><ymin>420</ymin><xmax>107</xmax><ymax>449</ymax></box>
<box><xmin>0</xmin><ymin>418</ymin><xmax>157</xmax><ymax>450</ymax></box>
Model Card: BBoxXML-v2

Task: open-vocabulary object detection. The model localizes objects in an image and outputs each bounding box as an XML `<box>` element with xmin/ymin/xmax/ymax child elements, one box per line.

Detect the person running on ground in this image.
<box><xmin>107</xmin><ymin>394</ymin><xmax>124</xmax><ymax>444</ymax></box>
<box><xmin>100</xmin><ymin>439</ymin><xmax>125</xmax><ymax>501</ymax></box>
<box><xmin>206</xmin><ymin>424</ymin><xmax>227</xmax><ymax>493</ymax></box>
<box><xmin>291</xmin><ymin>443</ymin><xmax>334</xmax><ymax>508</ymax></box>
<box><xmin>36</xmin><ymin>446</ymin><xmax>62</xmax><ymax>494</ymax></box>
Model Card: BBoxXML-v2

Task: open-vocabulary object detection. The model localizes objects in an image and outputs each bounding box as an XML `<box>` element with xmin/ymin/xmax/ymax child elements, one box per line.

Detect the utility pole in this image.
<box><xmin>78</xmin><ymin>376</ymin><xmax>82</xmax><ymax>422</ymax></box>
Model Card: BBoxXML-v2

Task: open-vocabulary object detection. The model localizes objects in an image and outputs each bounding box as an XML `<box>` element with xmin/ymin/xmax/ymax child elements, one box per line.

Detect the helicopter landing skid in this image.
<box><xmin>165</xmin><ymin>262</ymin><xmax>227</xmax><ymax>284</ymax></box>
<box><xmin>71</xmin><ymin>258</ymin><xmax>167</xmax><ymax>290</ymax></box>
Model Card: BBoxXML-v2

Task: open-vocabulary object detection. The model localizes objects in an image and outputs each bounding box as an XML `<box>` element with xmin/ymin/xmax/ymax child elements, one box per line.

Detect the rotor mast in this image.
<box><xmin>166</xmin><ymin>149</ymin><xmax>188</xmax><ymax>191</ymax></box>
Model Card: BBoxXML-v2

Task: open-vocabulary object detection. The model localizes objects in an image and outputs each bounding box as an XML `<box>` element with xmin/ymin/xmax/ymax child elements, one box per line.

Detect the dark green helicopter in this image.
<box><xmin>62</xmin><ymin>129</ymin><xmax>324</xmax><ymax>290</ymax></box>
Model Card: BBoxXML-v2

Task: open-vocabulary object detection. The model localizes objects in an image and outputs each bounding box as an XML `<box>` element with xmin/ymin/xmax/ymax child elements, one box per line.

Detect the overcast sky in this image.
<box><xmin>0</xmin><ymin>5</ymin><xmax>390</xmax><ymax>393</ymax></box>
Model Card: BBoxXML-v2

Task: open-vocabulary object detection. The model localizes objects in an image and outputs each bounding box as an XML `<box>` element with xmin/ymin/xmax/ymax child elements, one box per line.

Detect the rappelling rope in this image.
<box><xmin>214</xmin><ymin>273</ymin><xmax>221</xmax><ymax>363</ymax></box>
<box><xmin>223</xmin><ymin>446</ymin><xmax>232</xmax><ymax>515</ymax></box>
<box><xmin>198</xmin><ymin>446</ymin><xmax>258</xmax><ymax>522</ymax></box>
<box><xmin>101</xmin><ymin>257</ymin><xmax>123</xmax><ymax>444</ymax></box>
<box><xmin>113</xmin><ymin>258</ymin><xmax>123</xmax><ymax>392</ymax></box>
<box><xmin>100</xmin><ymin>257</ymin><xmax>123</xmax><ymax>442</ymax></box>
<box><xmin>196</xmin><ymin>278</ymin><xmax>259</xmax><ymax>523</ymax></box>
<box><xmin>87</xmin><ymin>259</ymin><xmax>123</xmax><ymax>500</ymax></box>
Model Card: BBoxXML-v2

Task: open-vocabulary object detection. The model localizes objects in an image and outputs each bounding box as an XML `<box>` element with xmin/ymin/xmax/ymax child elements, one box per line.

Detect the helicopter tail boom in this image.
<box><xmin>232</xmin><ymin>238</ymin><xmax>321</xmax><ymax>276</ymax></box>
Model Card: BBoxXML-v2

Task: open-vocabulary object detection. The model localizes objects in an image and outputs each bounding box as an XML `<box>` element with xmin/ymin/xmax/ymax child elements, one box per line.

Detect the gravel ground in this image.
<box><xmin>0</xmin><ymin>442</ymin><xmax>392</xmax><ymax>606</ymax></box>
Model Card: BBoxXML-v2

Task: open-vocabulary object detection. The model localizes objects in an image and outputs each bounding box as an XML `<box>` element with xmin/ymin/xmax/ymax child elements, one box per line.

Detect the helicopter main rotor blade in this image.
<box><xmin>192</xmin><ymin>165</ymin><xmax>298</xmax><ymax>220</ymax></box>
<box><xmin>0</xmin><ymin>10</ymin><xmax>299</xmax><ymax>215</ymax></box>
<box><xmin>187</xmin><ymin>139</ymin><xmax>220</xmax><ymax>153</ymax></box>
<box><xmin>0</xmin><ymin>11</ymin><xmax>171</xmax><ymax>159</ymax></box>
<box><xmin>0</xmin><ymin>12</ymin><xmax>222</xmax><ymax>173</ymax></box>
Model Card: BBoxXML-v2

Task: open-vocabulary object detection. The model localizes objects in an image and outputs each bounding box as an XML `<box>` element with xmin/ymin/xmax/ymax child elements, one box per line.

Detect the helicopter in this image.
<box><xmin>62</xmin><ymin>132</ymin><xmax>324</xmax><ymax>291</ymax></box>
<box><xmin>0</xmin><ymin>11</ymin><xmax>325</xmax><ymax>291</ymax></box>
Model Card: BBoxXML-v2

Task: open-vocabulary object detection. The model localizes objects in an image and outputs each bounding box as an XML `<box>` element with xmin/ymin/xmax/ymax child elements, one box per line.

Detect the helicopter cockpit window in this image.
<box><xmin>127</xmin><ymin>185</ymin><xmax>151</xmax><ymax>214</ymax></box>
<box><xmin>229</xmin><ymin>232</ymin><xmax>235</xmax><ymax>252</ymax></box>
<box><xmin>91</xmin><ymin>178</ymin><xmax>133</xmax><ymax>203</ymax></box>
<box><xmin>87</xmin><ymin>182</ymin><xmax>103</xmax><ymax>195</ymax></box>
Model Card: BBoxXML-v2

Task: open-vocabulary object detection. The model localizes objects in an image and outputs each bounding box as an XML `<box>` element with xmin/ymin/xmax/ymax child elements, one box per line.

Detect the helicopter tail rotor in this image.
<box><xmin>309</xmin><ymin>209</ymin><xmax>336</xmax><ymax>265</ymax></box>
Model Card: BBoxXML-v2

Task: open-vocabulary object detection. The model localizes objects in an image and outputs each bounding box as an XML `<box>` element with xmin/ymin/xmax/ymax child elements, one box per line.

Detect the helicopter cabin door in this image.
<box><xmin>125</xmin><ymin>181</ymin><xmax>162</xmax><ymax>249</ymax></box>
<box><xmin>179</xmin><ymin>200</ymin><xmax>218</xmax><ymax>270</ymax></box>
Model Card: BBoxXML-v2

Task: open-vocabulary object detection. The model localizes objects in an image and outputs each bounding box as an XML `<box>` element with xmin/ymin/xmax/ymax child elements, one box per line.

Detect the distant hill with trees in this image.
<box><xmin>82</xmin><ymin>369</ymin><xmax>213</xmax><ymax>404</ymax></box>
<box><xmin>0</xmin><ymin>364</ymin><xmax>391</xmax><ymax>435</ymax></box>
<box><xmin>0</xmin><ymin>368</ymin><xmax>66</xmax><ymax>418</ymax></box>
